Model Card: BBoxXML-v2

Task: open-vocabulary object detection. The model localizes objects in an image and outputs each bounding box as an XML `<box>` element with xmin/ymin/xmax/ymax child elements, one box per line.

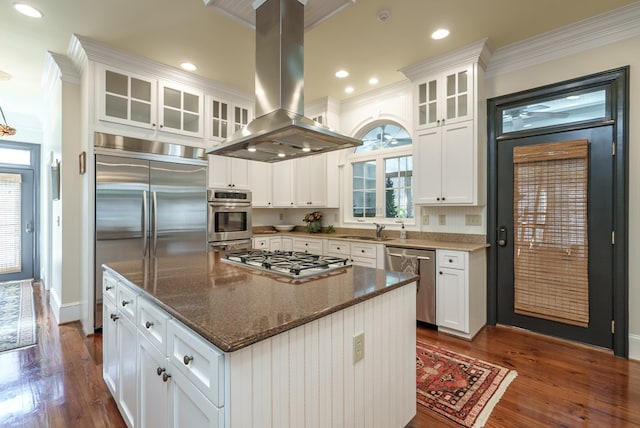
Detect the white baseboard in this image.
<box><xmin>49</xmin><ymin>289</ymin><xmax>81</xmax><ymax>325</ymax></box>
<box><xmin>629</xmin><ymin>334</ymin><xmax>640</xmax><ymax>361</ymax></box>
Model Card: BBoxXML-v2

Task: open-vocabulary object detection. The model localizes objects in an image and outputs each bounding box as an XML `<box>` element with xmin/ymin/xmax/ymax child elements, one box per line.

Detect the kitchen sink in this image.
<box><xmin>337</xmin><ymin>235</ymin><xmax>393</xmax><ymax>242</ymax></box>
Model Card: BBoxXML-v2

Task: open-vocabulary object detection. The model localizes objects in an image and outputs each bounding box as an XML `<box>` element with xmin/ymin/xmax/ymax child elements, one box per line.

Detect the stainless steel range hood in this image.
<box><xmin>206</xmin><ymin>0</ymin><xmax>361</xmax><ymax>162</ymax></box>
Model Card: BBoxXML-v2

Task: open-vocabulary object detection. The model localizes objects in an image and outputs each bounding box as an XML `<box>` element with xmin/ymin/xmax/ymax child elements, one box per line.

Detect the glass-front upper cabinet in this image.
<box><xmin>158</xmin><ymin>81</ymin><xmax>204</xmax><ymax>138</ymax></box>
<box><xmin>416</xmin><ymin>65</ymin><xmax>473</xmax><ymax>129</ymax></box>
<box><xmin>233</xmin><ymin>104</ymin><xmax>251</xmax><ymax>132</ymax></box>
<box><xmin>99</xmin><ymin>65</ymin><xmax>157</xmax><ymax>129</ymax></box>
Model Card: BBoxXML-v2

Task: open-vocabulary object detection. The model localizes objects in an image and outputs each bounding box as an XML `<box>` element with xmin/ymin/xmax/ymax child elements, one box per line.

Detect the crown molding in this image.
<box><xmin>42</xmin><ymin>52</ymin><xmax>81</xmax><ymax>92</ymax></box>
<box><xmin>400</xmin><ymin>38</ymin><xmax>492</xmax><ymax>81</ymax></box>
<box><xmin>340</xmin><ymin>79</ymin><xmax>412</xmax><ymax>111</ymax></box>
<box><xmin>68</xmin><ymin>34</ymin><xmax>254</xmax><ymax>103</ymax></box>
<box><xmin>486</xmin><ymin>2</ymin><xmax>640</xmax><ymax>78</ymax></box>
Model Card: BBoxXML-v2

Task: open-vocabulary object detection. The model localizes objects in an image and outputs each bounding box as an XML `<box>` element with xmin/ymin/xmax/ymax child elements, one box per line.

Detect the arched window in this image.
<box><xmin>348</xmin><ymin>122</ymin><xmax>414</xmax><ymax>221</ymax></box>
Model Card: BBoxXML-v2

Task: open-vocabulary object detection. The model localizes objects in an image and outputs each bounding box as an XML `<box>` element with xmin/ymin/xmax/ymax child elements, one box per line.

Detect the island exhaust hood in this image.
<box><xmin>206</xmin><ymin>0</ymin><xmax>362</xmax><ymax>162</ymax></box>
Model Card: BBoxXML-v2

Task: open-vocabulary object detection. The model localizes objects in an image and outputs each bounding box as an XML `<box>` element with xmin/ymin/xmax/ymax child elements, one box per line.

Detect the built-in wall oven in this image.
<box><xmin>207</xmin><ymin>189</ymin><xmax>252</xmax><ymax>251</ymax></box>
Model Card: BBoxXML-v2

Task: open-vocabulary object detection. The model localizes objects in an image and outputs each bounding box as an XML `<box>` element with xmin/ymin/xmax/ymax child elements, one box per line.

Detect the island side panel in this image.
<box><xmin>227</xmin><ymin>282</ymin><xmax>417</xmax><ymax>428</ymax></box>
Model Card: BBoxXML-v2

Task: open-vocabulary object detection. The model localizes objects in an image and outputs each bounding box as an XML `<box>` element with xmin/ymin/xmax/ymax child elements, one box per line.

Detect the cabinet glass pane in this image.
<box><xmin>163</xmin><ymin>108</ymin><xmax>181</xmax><ymax>129</ymax></box>
<box><xmin>447</xmin><ymin>97</ymin><xmax>456</xmax><ymax>119</ymax></box>
<box><xmin>131</xmin><ymin>100</ymin><xmax>151</xmax><ymax>123</ymax></box>
<box><xmin>242</xmin><ymin>108</ymin><xmax>248</xmax><ymax>124</ymax></box>
<box><xmin>419</xmin><ymin>105</ymin><xmax>426</xmax><ymax>125</ymax></box>
<box><xmin>183</xmin><ymin>112</ymin><xmax>199</xmax><ymax>132</ymax></box>
<box><xmin>418</xmin><ymin>83</ymin><xmax>426</xmax><ymax>104</ymax></box>
<box><xmin>164</xmin><ymin>87</ymin><xmax>181</xmax><ymax>109</ymax></box>
<box><xmin>458</xmin><ymin>94</ymin><xmax>468</xmax><ymax>117</ymax></box>
<box><xmin>213</xmin><ymin>101</ymin><xmax>219</xmax><ymax>117</ymax></box>
<box><xmin>105</xmin><ymin>94</ymin><xmax>128</xmax><ymax>119</ymax></box>
<box><xmin>183</xmin><ymin>93</ymin><xmax>199</xmax><ymax>113</ymax></box>
<box><xmin>428</xmin><ymin>81</ymin><xmax>437</xmax><ymax>102</ymax></box>
<box><xmin>221</xmin><ymin>103</ymin><xmax>228</xmax><ymax>120</ymax></box>
<box><xmin>458</xmin><ymin>71</ymin><xmax>468</xmax><ymax>93</ymax></box>
<box><xmin>131</xmin><ymin>78</ymin><xmax>151</xmax><ymax>101</ymax></box>
<box><xmin>447</xmin><ymin>74</ymin><xmax>456</xmax><ymax>97</ymax></box>
<box><xmin>428</xmin><ymin>102</ymin><xmax>437</xmax><ymax>123</ymax></box>
<box><xmin>105</xmin><ymin>70</ymin><xmax>128</xmax><ymax>96</ymax></box>
<box><xmin>221</xmin><ymin>123</ymin><xmax>227</xmax><ymax>138</ymax></box>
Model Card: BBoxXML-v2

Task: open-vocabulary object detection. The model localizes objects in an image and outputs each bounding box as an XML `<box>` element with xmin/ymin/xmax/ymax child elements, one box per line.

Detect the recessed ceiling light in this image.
<box><xmin>566</xmin><ymin>95</ymin><xmax>580</xmax><ymax>100</ymax></box>
<box><xmin>277</xmin><ymin>153</ymin><xmax>286</xmax><ymax>158</ymax></box>
<box><xmin>335</xmin><ymin>70</ymin><xmax>349</xmax><ymax>78</ymax></box>
<box><xmin>14</xmin><ymin>3</ymin><xmax>43</xmax><ymax>18</ymax></box>
<box><xmin>302</xmin><ymin>147</ymin><xmax>311</xmax><ymax>152</ymax></box>
<box><xmin>247</xmin><ymin>147</ymin><xmax>257</xmax><ymax>152</ymax></box>
<box><xmin>431</xmin><ymin>28</ymin><xmax>450</xmax><ymax>40</ymax></box>
<box><xmin>180</xmin><ymin>62</ymin><xmax>197</xmax><ymax>71</ymax></box>
<box><xmin>368</xmin><ymin>77</ymin><xmax>379</xmax><ymax>85</ymax></box>
<box><xmin>345</xmin><ymin>86</ymin><xmax>354</xmax><ymax>94</ymax></box>
<box><xmin>0</xmin><ymin>70</ymin><xmax>12</xmax><ymax>81</ymax></box>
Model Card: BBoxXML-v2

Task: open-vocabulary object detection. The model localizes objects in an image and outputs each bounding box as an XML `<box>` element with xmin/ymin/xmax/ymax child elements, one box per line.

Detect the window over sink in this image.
<box><xmin>348</xmin><ymin>122</ymin><xmax>414</xmax><ymax>222</ymax></box>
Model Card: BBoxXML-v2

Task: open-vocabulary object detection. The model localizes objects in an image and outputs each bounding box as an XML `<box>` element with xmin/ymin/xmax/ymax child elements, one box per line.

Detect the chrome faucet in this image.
<box><xmin>373</xmin><ymin>223</ymin><xmax>386</xmax><ymax>238</ymax></box>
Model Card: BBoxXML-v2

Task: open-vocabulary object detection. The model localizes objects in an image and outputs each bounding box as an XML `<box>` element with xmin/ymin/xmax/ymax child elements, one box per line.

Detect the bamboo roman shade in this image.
<box><xmin>0</xmin><ymin>172</ymin><xmax>22</xmax><ymax>274</ymax></box>
<box><xmin>512</xmin><ymin>140</ymin><xmax>589</xmax><ymax>327</ymax></box>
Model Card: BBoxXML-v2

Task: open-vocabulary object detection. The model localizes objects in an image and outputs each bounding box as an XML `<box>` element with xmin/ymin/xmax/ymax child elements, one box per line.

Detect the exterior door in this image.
<box><xmin>0</xmin><ymin>167</ymin><xmax>35</xmax><ymax>281</ymax></box>
<box><xmin>496</xmin><ymin>126</ymin><xmax>614</xmax><ymax>349</ymax></box>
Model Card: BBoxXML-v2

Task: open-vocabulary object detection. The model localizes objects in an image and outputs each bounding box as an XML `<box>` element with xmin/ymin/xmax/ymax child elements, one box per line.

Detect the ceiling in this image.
<box><xmin>0</xmin><ymin>0</ymin><xmax>637</xmax><ymax>119</ymax></box>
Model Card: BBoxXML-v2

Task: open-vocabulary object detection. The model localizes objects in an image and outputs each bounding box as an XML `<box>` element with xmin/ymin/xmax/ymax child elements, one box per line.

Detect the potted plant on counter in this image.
<box><xmin>303</xmin><ymin>211</ymin><xmax>323</xmax><ymax>233</ymax></box>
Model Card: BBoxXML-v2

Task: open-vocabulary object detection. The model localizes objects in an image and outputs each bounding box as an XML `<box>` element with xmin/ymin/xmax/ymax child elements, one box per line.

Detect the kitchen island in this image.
<box><xmin>102</xmin><ymin>251</ymin><xmax>418</xmax><ymax>428</ymax></box>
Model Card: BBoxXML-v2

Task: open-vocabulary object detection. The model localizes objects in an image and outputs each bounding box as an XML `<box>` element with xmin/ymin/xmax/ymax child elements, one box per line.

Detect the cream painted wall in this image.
<box><xmin>485</xmin><ymin>36</ymin><xmax>640</xmax><ymax>359</ymax></box>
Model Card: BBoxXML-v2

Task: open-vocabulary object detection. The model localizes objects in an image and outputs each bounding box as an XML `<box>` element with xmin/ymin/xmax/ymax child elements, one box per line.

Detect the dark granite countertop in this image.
<box><xmin>103</xmin><ymin>252</ymin><xmax>418</xmax><ymax>353</ymax></box>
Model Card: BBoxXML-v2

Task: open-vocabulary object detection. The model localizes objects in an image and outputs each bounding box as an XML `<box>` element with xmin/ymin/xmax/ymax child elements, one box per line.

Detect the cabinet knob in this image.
<box><xmin>336</xmin><ymin>247</ymin><xmax>340</xmax><ymax>250</ymax></box>
<box><xmin>448</xmin><ymin>259</ymin><xmax>453</xmax><ymax>263</ymax></box>
<box><xmin>437</xmin><ymin>119</ymin><xmax>440</xmax><ymax>125</ymax></box>
<box><xmin>442</xmin><ymin>118</ymin><xmax>446</xmax><ymax>124</ymax></box>
<box><xmin>436</xmin><ymin>197</ymin><xmax>441</xmax><ymax>201</ymax></box>
<box><xmin>290</xmin><ymin>202</ymin><xmax>294</xmax><ymax>205</ymax></box>
<box><xmin>183</xmin><ymin>355</ymin><xmax>194</xmax><ymax>365</ymax></box>
<box><xmin>110</xmin><ymin>313</ymin><xmax>119</xmax><ymax>321</ymax></box>
<box><xmin>442</xmin><ymin>197</ymin><xmax>446</xmax><ymax>201</ymax></box>
<box><xmin>121</xmin><ymin>300</ymin><xmax>131</xmax><ymax>307</ymax></box>
<box><xmin>439</xmin><ymin>271</ymin><xmax>443</xmax><ymax>275</ymax></box>
<box><xmin>105</xmin><ymin>285</ymin><xmax>113</xmax><ymax>291</ymax></box>
<box><xmin>268</xmin><ymin>202</ymin><xmax>271</xmax><ymax>206</ymax></box>
<box><xmin>162</xmin><ymin>372</ymin><xmax>172</xmax><ymax>382</ymax></box>
<box><xmin>145</xmin><ymin>321</ymin><xmax>154</xmax><ymax>329</ymax></box>
<box><xmin>152</xmin><ymin>123</ymin><xmax>156</xmax><ymax>127</ymax></box>
<box><xmin>361</xmin><ymin>249</ymin><xmax>365</xmax><ymax>253</ymax></box>
<box><xmin>160</xmin><ymin>124</ymin><xmax>164</xmax><ymax>128</ymax></box>
<box><xmin>156</xmin><ymin>367</ymin><xmax>166</xmax><ymax>376</ymax></box>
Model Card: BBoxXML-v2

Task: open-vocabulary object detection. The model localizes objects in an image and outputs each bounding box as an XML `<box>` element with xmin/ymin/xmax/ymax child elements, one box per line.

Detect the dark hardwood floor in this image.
<box><xmin>1</xmin><ymin>285</ymin><xmax>639</xmax><ymax>427</ymax></box>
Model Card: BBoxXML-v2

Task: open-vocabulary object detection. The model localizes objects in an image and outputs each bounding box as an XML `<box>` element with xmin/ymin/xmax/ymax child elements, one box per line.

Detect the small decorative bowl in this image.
<box><xmin>274</xmin><ymin>224</ymin><xmax>295</xmax><ymax>232</ymax></box>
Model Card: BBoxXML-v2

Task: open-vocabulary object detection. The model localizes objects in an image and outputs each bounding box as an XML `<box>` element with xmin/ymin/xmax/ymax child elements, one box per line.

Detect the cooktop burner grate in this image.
<box><xmin>222</xmin><ymin>250</ymin><xmax>351</xmax><ymax>278</ymax></box>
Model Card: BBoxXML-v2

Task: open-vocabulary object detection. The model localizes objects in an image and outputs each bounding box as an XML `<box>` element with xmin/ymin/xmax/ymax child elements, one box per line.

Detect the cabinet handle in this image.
<box><xmin>145</xmin><ymin>321</ymin><xmax>154</xmax><ymax>329</ymax></box>
<box><xmin>437</xmin><ymin>119</ymin><xmax>440</xmax><ymax>125</ymax></box>
<box><xmin>183</xmin><ymin>355</ymin><xmax>194</xmax><ymax>365</ymax></box>
<box><xmin>361</xmin><ymin>249</ymin><xmax>365</xmax><ymax>253</ymax></box>
<box><xmin>121</xmin><ymin>300</ymin><xmax>131</xmax><ymax>307</ymax></box>
<box><xmin>160</xmin><ymin>124</ymin><xmax>164</xmax><ymax>128</ymax></box>
<box><xmin>152</xmin><ymin>123</ymin><xmax>156</xmax><ymax>127</ymax></box>
<box><xmin>162</xmin><ymin>372</ymin><xmax>171</xmax><ymax>382</ymax></box>
<box><xmin>436</xmin><ymin>197</ymin><xmax>441</xmax><ymax>201</ymax></box>
<box><xmin>105</xmin><ymin>285</ymin><xmax>113</xmax><ymax>291</ymax></box>
<box><xmin>156</xmin><ymin>367</ymin><xmax>166</xmax><ymax>376</ymax></box>
<box><xmin>290</xmin><ymin>202</ymin><xmax>294</xmax><ymax>205</ymax></box>
<box><xmin>439</xmin><ymin>271</ymin><xmax>443</xmax><ymax>275</ymax></box>
<box><xmin>442</xmin><ymin>197</ymin><xmax>446</xmax><ymax>201</ymax></box>
<box><xmin>442</xmin><ymin>118</ymin><xmax>446</xmax><ymax>125</ymax></box>
<box><xmin>110</xmin><ymin>313</ymin><xmax>119</xmax><ymax>322</ymax></box>
<box><xmin>268</xmin><ymin>202</ymin><xmax>271</xmax><ymax>206</ymax></box>
<box><xmin>448</xmin><ymin>259</ymin><xmax>453</xmax><ymax>263</ymax></box>
<box><xmin>336</xmin><ymin>247</ymin><xmax>340</xmax><ymax>250</ymax></box>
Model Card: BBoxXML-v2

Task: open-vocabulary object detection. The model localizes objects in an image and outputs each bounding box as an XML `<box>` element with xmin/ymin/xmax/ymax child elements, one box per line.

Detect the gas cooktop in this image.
<box><xmin>221</xmin><ymin>250</ymin><xmax>351</xmax><ymax>279</ymax></box>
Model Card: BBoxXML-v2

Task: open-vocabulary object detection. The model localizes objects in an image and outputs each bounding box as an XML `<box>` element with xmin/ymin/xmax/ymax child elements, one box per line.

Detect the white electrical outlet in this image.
<box><xmin>279</xmin><ymin>213</ymin><xmax>284</xmax><ymax>220</ymax></box>
<box><xmin>353</xmin><ymin>332</ymin><xmax>365</xmax><ymax>363</ymax></box>
<box><xmin>465</xmin><ymin>214</ymin><xmax>482</xmax><ymax>226</ymax></box>
<box><xmin>422</xmin><ymin>214</ymin><xmax>429</xmax><ymax>225</ymax></box>
<box><xmin>438</xmin><ymin>214</ymin><xmax>446</xmax><ymax>226</ymax></box>
<box><xmin>334</xmin><ymin>213</ymin><xmax>338</xmax><ymax>222</ymax></box>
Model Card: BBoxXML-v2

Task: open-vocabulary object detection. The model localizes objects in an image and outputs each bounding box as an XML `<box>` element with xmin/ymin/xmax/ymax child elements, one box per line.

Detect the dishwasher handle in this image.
<box><xmin>387</xmin><ymin>252</ymin><xmax>431</xmax><ymax>261</ymax></box>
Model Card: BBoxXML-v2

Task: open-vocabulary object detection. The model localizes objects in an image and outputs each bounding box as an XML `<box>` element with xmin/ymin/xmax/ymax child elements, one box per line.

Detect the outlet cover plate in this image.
<box><xmin>353</xmin><ymin>332</ymin><xmax>364</xmax><ymax>364</ymax></box>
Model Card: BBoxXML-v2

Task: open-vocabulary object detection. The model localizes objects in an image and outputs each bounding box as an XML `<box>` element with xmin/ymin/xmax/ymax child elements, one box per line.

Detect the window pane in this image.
<box><xmin>0</xmin><ymin>148</ymin><xmax>30</xmax><ymax>165</ymax></box>
<box><xmin>352</xmin><ymin>161</ymin><xmax>376</xmax><ymax>218</ymax></box>
<box><xmin>500</xmin><ymin>88</ymin><xmax>608</xmax><ymax>134</ymax></box>
<box><xmin>384</xmin><ymin>156</ymin><xmax>413</xmax><ymax>219</ymax></box>
<box><xmin>355</xmin><ymin>124</ymin><xmax>412</xmax><ymax>153</ymax></box>
<box><xmin>0</xmin><ymin>173</ymin><xmax>22</xmax><ymax>273</ymax></box>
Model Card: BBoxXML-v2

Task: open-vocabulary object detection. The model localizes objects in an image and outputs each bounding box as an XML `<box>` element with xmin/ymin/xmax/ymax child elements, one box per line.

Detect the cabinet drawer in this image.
<box><xmin>438</xmin><ymin>250</ymin><xmax>466</xmax><ymax>270</ymax></box>
<box><xmin>292</xmin><ymin>238</ymin><xmax>323</xmax><ymax>254</ymax></box>
<box><xmin>327</xmin><ymin>240</ymin><xmax>350</xmax><ymax>256</ymax></box>
<box><xmin>138</xmin><ymin>297</ymin><xmax>170</xmax><ymax>355</ymax></box>
<box><xmin>351</xmin><ymin>256</ymin><xmax>377</xmax><ymax>268</ymax></box>
<box><xmin>103</xmin><ymin>272</ymin><xmax>118</xmax><ymax>304</ymax></box>
<box><xmin>167</xmin><ymin>320</ymin><xmax>225</xmax><ymax>407</ymax></box>
<box><xmin>350</xmin><ymin>242</ymin><xmax>377</xmax><ymax>259</ymax></box>
<box><xmin>117</xmin><ymin>283</ymin><xmax>138</xmax><ymax>322</ymax></box>
<box><xmin>253</xmin><ymin>237</ymin><xmax>269</xmax><ymax>250</ymax></box>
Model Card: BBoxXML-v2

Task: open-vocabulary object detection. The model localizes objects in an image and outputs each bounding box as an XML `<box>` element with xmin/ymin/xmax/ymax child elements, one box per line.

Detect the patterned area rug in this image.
<box><xmin>417</xmin><ymin>341</ymin><xmax>517</xmax><ymax>427</ymax></box>
<box><xmin>0</xmin><ymin>280</ymin><xmax>37</xmax><ymax>352</ymax></box>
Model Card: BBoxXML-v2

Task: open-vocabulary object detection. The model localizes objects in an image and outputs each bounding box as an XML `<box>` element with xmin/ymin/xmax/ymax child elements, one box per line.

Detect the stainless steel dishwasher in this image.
<box><xmin>385</xmin><ymin>247</ymin><xmax>436</xmax><ymax>325</ymax></box>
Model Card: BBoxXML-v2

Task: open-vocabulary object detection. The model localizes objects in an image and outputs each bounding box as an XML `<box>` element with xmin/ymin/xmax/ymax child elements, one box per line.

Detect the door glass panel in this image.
<box><xmin>105</xmin><ymin>70</ymin><xmax>128</xmax><ymax>96</ymax></box>
<box><xmin>163</xmin><ymin>108</ymin><xmax>181</xmax><ymax>129</ymax></box>
<box><xmin>183</xmin><ymin>93</ymin><xmax>199</xmax><ymax>113</ymax></box>
<box><xmin>164</xmin><ymin>87</ymin><xmax>181</xmax><ymax>109</ymax></box>
<box><xmin>0</xmin><ymin>148</ymin><xmax>30</xmax><ymax>165</ymax></box>
<box><xmin>105</xmin><ymin>95</ymin><xmax>128</xmax><ymax>119</ymax></box>
<box><xmin>0</xmin><ymin>173</ymin><xmax>21</xmax><ymax>273</ymax></box>
<box><xmin>500</xmin><ymin>88</ymin><xmax>608</xmax><ymax>134</ymax></box>
<box><xmin>183</xmin><ymin>112</ymin><xmax>199</xmax><ymax>132</ymax></box>
<box><xmin>131</xmin><ymin>78</ymin><xmax>151</xmax><ymax>101</ymax></box>
<box><xmin>131</xmin><ymin>101</ymin><xmax>151</xmax><ymax>123</ymax></box>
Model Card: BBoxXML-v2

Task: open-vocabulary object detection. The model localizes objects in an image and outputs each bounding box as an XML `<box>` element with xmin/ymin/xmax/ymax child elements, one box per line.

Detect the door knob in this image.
<box><xmin>497</xmin><ymin>226</ymin><xmax>508</xmax><ymax>247</ymax></box>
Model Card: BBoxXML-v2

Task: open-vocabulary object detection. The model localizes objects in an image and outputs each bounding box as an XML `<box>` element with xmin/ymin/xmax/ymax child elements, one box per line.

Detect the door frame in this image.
<box><xmin>0</xmin><ymin>140</ymin><xmax>41</xmax><ymax>280</ymax></box>
<box><xmin>486</xmin><ymin>67</ymin><xmax>629</xmax><ymax>357</ymax></box>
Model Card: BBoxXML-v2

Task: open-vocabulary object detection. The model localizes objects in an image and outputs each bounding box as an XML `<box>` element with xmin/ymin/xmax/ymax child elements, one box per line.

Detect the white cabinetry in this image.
<box><xmin>402</xmin><ymin>39</ymin><xmax>489</xmax><ymax>207</ymax></box>
<box><xmin>158</xmin><ymin>81</ymin><xmax>204</xmax><ymax>138</ymax></box>
<box><xmin>292</xmin><ymin>236</ymin><xmax>324</xmax><ymax>254</ymax></box>
<box><xmin>253</xmin><ymin>236</ymin><xmax>284</xmax><ymax>251</ymax></box>
<box><xmin>295</xmin><ymin>154</ymin><xmax>326</xmax><ymax>207</ymax></box>
<box><xmin>435</xmin><ymin>249</ymin><xmax>486</xmax><ymax>339</ymax></box>
<box><xmin>249</xmin><ymin>161</ymin><xmax>272</xmax><ymax>207</ymax></box>
<box><xmin>326</xmin><ymin>239</ymin><xmax>380</xmax><ymax>268</ymax></box>
<box><xmin>271</xmin><ymin>159</ymin><xmax>296</xmax><ymax>207</ymax></box>
<box><xmin>138</xmin><ymin>333</ymin><xmax>170</xmax><ymax>428</ymax></box>
<box><xmin>208</xmin><ymin>156</ymin><xmax>250</xmax><ymax>190</ymax></box>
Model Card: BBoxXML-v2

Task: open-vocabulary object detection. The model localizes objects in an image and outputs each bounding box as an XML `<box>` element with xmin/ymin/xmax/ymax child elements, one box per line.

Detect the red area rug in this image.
<box><xmin>416</xmin><ymin>341</ymin><xmax>517</xmax><ymax>427</ymax></box>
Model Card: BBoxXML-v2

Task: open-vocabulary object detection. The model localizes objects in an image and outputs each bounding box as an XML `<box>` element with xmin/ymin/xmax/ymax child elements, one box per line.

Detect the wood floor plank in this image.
<box><xmin>1</xmin><ymin>285</ymin><xmax>639</xmax><ymax>427</ymax></box>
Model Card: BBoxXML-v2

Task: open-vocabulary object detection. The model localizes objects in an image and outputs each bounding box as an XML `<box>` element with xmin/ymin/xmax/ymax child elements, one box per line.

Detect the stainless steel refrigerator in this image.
<box><xmin>94</xmin><ymin>134</ymin><xmax>207</xmax><ymax>329</ymax></box>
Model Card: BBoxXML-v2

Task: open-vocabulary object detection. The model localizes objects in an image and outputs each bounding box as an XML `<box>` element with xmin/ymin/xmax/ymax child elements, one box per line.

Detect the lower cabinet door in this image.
<box><xmin>118</xmin><ymin>316</ymin><xmax>138</xmax><ymax>428</ymax></box>
<box><xmin>436</xmin><ymin>267</ymin><xmax>467</xmax><ymax>332</ymax></box>
<box><xmin>169</xmin><ymin>366</ymin><xmax>223</xmax><ymax>428</ymax></box>
<box><xmin>103</xmin><ymin>299</ymin><xmax>118</xmax><ymax>397</ymax></box>
<box><xmin>139</xmin><ymin>334</ymin><xmax>169</xmax><ymax>428</ymax></box>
